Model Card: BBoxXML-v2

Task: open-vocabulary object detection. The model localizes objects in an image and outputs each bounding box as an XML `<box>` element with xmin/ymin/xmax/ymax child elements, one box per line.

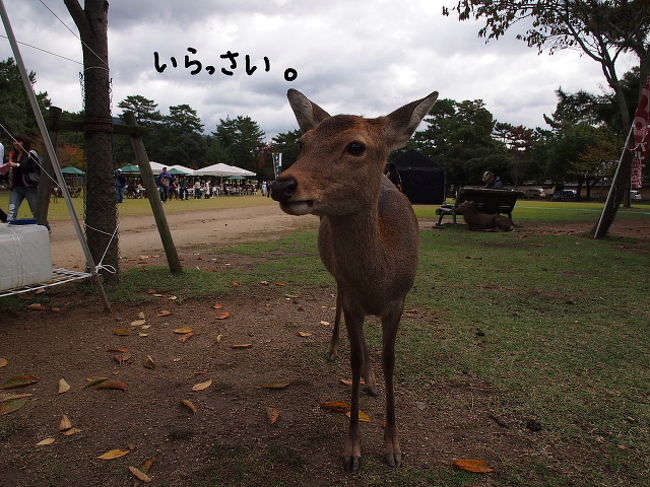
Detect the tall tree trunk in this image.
<box><xmin>64</xmin><ymin>0</ymin><xmax>118</xmax><ymax>278</ymax></box>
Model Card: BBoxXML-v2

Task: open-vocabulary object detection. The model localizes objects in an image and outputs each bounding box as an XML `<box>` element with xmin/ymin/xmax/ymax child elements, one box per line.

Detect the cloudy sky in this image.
<box><xmin>0</xmin><ymin>0</ymin><xmax>638</xmax><ymax>141</ymax></box>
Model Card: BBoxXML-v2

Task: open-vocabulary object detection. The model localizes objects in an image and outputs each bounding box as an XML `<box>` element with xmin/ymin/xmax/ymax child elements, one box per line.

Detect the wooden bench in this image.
<box><xmin>435</xmin><ymin>187</ymin><xmax>524</xmax><ymax>226</ymax></box>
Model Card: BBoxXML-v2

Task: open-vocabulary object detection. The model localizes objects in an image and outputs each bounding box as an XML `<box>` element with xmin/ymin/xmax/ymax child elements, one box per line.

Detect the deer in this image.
<box><xmin>271</xmin><ymin>88</ymin><xmax>439</xmax><ymax>473</ymax></box>
<box><xmin>455</xmin><ymin>200</ymin><xmax>514</xmax><ymax>231</ymax></box>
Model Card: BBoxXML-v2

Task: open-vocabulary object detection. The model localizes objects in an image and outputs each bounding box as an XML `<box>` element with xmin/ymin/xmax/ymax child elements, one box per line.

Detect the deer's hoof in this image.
<box><xmin>364</xmin><ymin>385</ymin><xmax>379</xmax><ymax>397</ymax></box>
<box><xmin>344</xmin><ymin>455</ymin><xmax>361</xmax><ymax>473</ymax></box>
<box><xmin>384</xmin><ymin>452</ymin><xmax>402</xmax><ymax>468</ymax></box>
<box><xmin>326</xmin><ymin>351</ymin><xmax>337</xmax><ymax>362</ymax></box>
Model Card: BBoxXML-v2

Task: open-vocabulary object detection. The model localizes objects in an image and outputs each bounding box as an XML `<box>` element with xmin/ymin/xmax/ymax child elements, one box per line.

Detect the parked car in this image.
<box><xmin>552</xmin><ymin>189</ymin><xmax>577</xmax><ymax>201</ymax></box>
<box><xmin>524</xmin><ymin>188</ymin><xmax>546</xmax><ymax>199</ymax></box>
<box><xmin>630</xmin><ymin>190</ymin><xmax>642</xmax><ymax>201</ymax></box>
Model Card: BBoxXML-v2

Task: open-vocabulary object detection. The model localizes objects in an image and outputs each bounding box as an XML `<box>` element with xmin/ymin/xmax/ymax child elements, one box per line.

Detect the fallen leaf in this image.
<box><xmin>58</xmin><ymin>379</ymin><xmax>71</xmax><ymax>394</ymax></box>
<box><xmin>285</xmin><ymin>293</ymin><xmax>299</xmax><ymax>299</ymax></box>
<box><xmin>145</xmin><ymin>289</ymin><xmax>157</xmax><ymax>294</ymax></box>
<box><xmin>114</xmin><ymin>328</ymin><xmax>131</xmax><ymax>336</ymax></box>
<box><xmin>108</xmin><ymin>348</ymin><xmax>130</xmax><ymax>353</ymax></box>
<box><xmin>320</xmin><ymin>321</ymin><xmax>331</xmax><ymax>326</ymax></box>
<box><xmin>266</xmin><ymin>407</ymin><xmax>281</xmax><ymax>424</ymax></box>
<box><xmin>215</xmin><ymin>311</ymin><xmax>231</xmax><ymax>320</ymax></box>
<box><xmin>296</xmin><ymin>306</ymin><xmax>305</xmax><ymax>312</ymax></box>
<box><xmin>211</xmin><ymin>304</ymin><xmax>224</xmax><ymax>310</ymax></box>
<box><xmin>405</xmin><ymin>309</ymin><xmax>418</xmax><ymax>314</ymax></box>
<box><xmin>214</xmin><ymin>334</ymin><xmax>223</xmax><ymax>344</ymax></box>
<box><xmin>130</xmin><ymin>319</ymin><xmax>146</xmax><ymax>327</ymax></box>
<box><xmin>113</xmin><ymin>353</ymin><xmax>132</xmax><ymax>364</ymax></box>
<box><xmin>169</xmin><ymin>295</ymin><xmax>178</xmax><ymax>301</ymax></box>
<box><xmin>27</xmin><ymin>303</ymin><xmax>48</xmax><ymax>311</ymax></box>
<box><xmin>97</xmin><ymin>448</ymin><xmax>130</xmax><ymax>460</ymax></box>
<box><xmin>453</xmin><ymin>459</ymin><xmax>495</xmax><ymax>473</ymax></box>
<box><xmin>141</xmin><ymin>325</ymin><xmax>151</xmax><ymax>330</ymax></box>
<box><xmin>321</xmin><ymin>401</ymin><xmax>352</xmax><ymax>413</ymax></box>
<box><xmin>0</xmin><ymin>399</ymin><xmax>27</xmax><ymax>415</ymax></box>
<box><xmin>346</xmin><ymin>410</ymin><xmax>373</xmax><ymax>423</ymax></box>
<box><xmin>263</xmin><ymin>382</ymin><xmax>291</xmax><ymax>390</ymax></box>
<box><xmin>178</xmin><ymin>333</ymin><xmax>194</xmax><ymax>342</ymax></box>
<box><xmin>84</xmin><ymin>377</ymin><xmax>109</xmax><ymax>388</ymax></box>
<box><xmin>275</xmin><ymin>281</ymin><xmax>287</xmax><ymax>286</ymax></box>
<box><xmin>180</xmin><ymin>399</ymin><xmax>198</xmax><ymax>413</ymax></box>
<box><xmin>96</xmin><ymin>380</ymin><xmax>128</xmax><ymax>391</ymax></box>
<box><xmin>230</xmin><ymin>281</ymin><xmax>240</xmax><ymax>287</ymax></box>
<box><xmin>36</xmin><ymin>437</ymin><xmax>56</xmax><ymax>446</ymax></box>
<box><xmin>0</xmin><ymin>358</ymin><xmax>8</xmax><ymax>368</ymax></box>
<box><xmin>339</xmin><ymin>378</ymin><xmax>366</xmax><ymax>386</ymax></box>
<box><xmin>62</xmin><ymin>428</ymin><xmax>83</xmax><ymax>436</ymax></box>
<box><xmin>137</xmin><ymin>311</ymin><xmax>145</xmax><ymax>319</ymax></box>
<box><xmin>297</xmin><ymin>331</ymin><xmax>311</xmax><ymax>337</ymax></box>
<box><xmin>231</xmin><ymin>344</ymin><xmax>253</xmax><ymax>349</ymax></box>
<box><xmin>143</xmin><ymin>356</ymin><xmax>156</xmax><ymax>369</ymax></box>
<box><xmin>192</xmin><ymin>380</ymin><xmax>212</xmax><ymax>391</ymax></box>
<box><xmin>260</xmin><ymin>280</ymin><xmax>270</xmax><ymax>285</ymax></box>
<box><xmin>0</xmin><ymin>393</ymin><xmax>32</xmax><ymax>402</ymax></box>
<box><xmin>173</xmin><ymin>327</ymin><xmax>194</xmax><ymax>334</ymax></box>
<box><xmin>128</xmin><ymin>466</ymin><xmax>152</xmax><ymax>483</ymax></box>
<box><xmin>59</xmin><ymin>415</ymin><xmax>73</xmax><ymax>431</ymax></box>
<box><xmin>156</xmin><ymin>310</ymin><xmax>172</xmax><ymax>317</ymax></box>
<box><xmin>1</xmin><ymin>376</ymin><xmax>39</xmax><ymax>390</ymax></box>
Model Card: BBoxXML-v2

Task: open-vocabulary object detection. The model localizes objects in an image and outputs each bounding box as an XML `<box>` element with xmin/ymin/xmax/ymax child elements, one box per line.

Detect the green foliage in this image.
<box><xmin>271</xmin><ymin>129</ymin><xmax>301</xmax><ymax>171</ymax></box>
<box><xmin>213</xmin><ymin>115</ymin><xmax>266</xmax><ymax>172</ymax></box>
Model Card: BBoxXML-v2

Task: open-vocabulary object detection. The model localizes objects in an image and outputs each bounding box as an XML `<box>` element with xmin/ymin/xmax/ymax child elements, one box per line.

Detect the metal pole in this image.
<box><xmin>0</xmin><ymin>0</ymin><xmax>111</xmax><ymax>311</ymax></box>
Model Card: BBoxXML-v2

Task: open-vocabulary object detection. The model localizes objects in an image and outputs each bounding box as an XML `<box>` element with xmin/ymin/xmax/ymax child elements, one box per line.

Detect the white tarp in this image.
<box><xmin>194</xmin><ymin>163</ymin><xmax>255</xmax><ymax>177</ymax></box>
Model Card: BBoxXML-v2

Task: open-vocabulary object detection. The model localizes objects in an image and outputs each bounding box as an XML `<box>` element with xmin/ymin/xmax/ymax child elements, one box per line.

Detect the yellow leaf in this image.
<box><xmin>0</xmin><ymin>393</ymin><xmax>32</xmax><ymax>402</ymax></box>
<box><xmin>0</xmin><ymin>399</ymin><xmax>28</xmax><ymax>415</ymax></box>
<box><xmin>84</xmin><ymin>377</ymin><xmax>108</xmax><ymax>388</ymax></box>
<box><xmin>143</xmin><ymin>356</ymin><xmax>156</xmax><ymax>369</ymax></box>
<box><xmin>169</xmin><ymin>295</ymin><xmax>178</xmax><ymax>301</ymax></box>
<box><xmin>321</xmin><ymin>401</ymin><xmax>351</xmax><ymax>413</ymax></box>
<box><xmin>263</xmin><ymin>382</ymin><xmax>291</xmax><ymax>390</ymax></box>
<box><xmin>0</xmin><ymin>357</ymin><xmax>8</xmax><ymax>368</ymax></box>
<box><xmin>297</xmin><ymin>331</ymin><xmax>311</xmax><ymax>337</ymax></box>
<box><xmin>97</xmin><ymin>448</ymin><xmax>131</xmax><ymax>460</ymax></box>
<box><xmin>180</xmin><ymin>399</ymin><xmax>198</xmax><ymax>413</ymax></box>
<box><xmin>346</xmin><ymin>410</ymin><xmax>373</xmax><ymax>423</ymax></box>
<box><xmin>130</xmin><ymin>319</ymin><xmax>146</xmax><ymax>327</ymax></box>
<box><xmin>36</xmin><ymin>437</ymin><xmax>56</xmax><ymax>446</ymax></box>
<box><xmin>114</xmin><ymin>328</ymin><xmax>131</xmax><ymax>336</ymax></box>
<box><xmin>453</xmin><ymin>459</ymin><xmax>495</xmax><ymax>473</ymax></box>
<box><xmin>128</xmin><ymin>466</ymin><xmax>152</xmax><ymax>483</ymax></box>
<box><xmin>137</xmin><ymin>311</ymin><xmax>146</xmax><ymax>319</ymax></box>
<box><xmin>192</xmin><ymin>380</ymin><xmax>212</xmax><ymax>391</ymax></box>
<box><xmin>59</xmin><ymin>415</ymin><xmax>73</xmax><ymax>431</ymax></box>
<box><xmin>173</xmin><ymin>327</ymin><xmax>194</xmax><ymax>334</ymax></box>
<box><xmin>266</xmin><ymin>407</ymin><xmax>281</xmax><ymax>424</ymax></box>
<box><xmin>275</xmin><ymin>281</ymin><xmax>287</xmax><ymax>286</ymax></box>
<box><xmin>95</xmin><ymin>380</ymin><xmax>128</xmax><ymax>391</ymax></box>
<box><xmin>62</xmin><ymin>428</ymin><xmax>83</xmax><ymax>436</ymax></box>
<box><xmin>1</xmin><ymin>376</ymin><xmax>39</xmax><ymax>390</ymax></box>
<box><xmin>230</xmin><ymin>281</ymin><xmax>240</xmax><ymax>287</ymax></box>
<box><xmin>320</xmin><ymin>321</ymin><xmax>331</xmax><ymax>326</ymax></box>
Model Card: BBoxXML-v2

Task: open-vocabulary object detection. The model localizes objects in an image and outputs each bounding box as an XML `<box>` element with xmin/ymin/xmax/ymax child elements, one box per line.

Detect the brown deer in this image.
<box><xmin>456</xmin><ymin>200</ymin><xmax>514</xmax><ymax>231</ymax></box>
<box><xmin>271</xmin><ymin>88</ymin><xmax>438</xmax><ymax>472</ymax></box>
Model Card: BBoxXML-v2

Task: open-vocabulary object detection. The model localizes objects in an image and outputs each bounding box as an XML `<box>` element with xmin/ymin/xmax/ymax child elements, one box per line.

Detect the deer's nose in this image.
<box><xmin>271</xmin><ymin>178</ymin><xmax>297</xmax><ymax>204</ymax></box>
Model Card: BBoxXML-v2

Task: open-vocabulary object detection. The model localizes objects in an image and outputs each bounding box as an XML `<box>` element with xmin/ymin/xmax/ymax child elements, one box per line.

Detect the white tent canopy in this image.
<box><xmin>194</xmin><ymin>163</ymin><xmax>255</xmax><ymax>177</ymax></box>
<box><xmin>167</xmin><ymin>164</ymin><xmax>196</xmax><ymax>175</ymax></box>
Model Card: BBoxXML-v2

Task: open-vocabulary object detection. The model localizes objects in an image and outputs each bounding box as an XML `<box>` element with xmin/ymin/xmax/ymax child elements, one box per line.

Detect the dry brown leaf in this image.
<box><xmin>173</xmin><ymin>327</ymin><xmax>193</xmax><ymax>334</ymax></box>
<box><xmin>141</xmin><ymin>325</ymin><xmax>151</xmax><ymax>330</ymax></box>
<box><xmin>137</xmin><ymin>311</ymin><xmax>146</xmax><ymax>319</ymax></box>
<box><xmin>212</xmin><ymin>304</ymin><xmax>225</xmax><ymax>310</ymax></box>
<box><xmin>138</xmin><ymin>333</ymin><xmax>149</xmax><ymax>337</ymax></box>
<box><xmin>453</xmin><ymin>459</ymin><xmax>495</xmax><ymax>473</ymax></box>
<box><xmin>130</xmin><ymin>319</ymin><xmax>146</xmax><ymax>327</ymax></box>
<box><xmin>405</xmin><ymin>309</ymin><xmax>418</xmax><ymax>314</ymax></box>
<box><xmin>84</xmin><ymin>377</ymin><xmax>109</xmax><ymax>388</ymax></box>
<box><xmin>114</xmin><ymin>328</ymin><xmax>131</xmax><ymax>336</ymax></box>
<box><xmin>113</xmin><ymin>353</ymin><xmax>132</xmax><ymax>364</ymax></box>
<box><xmin>0</xmin><ymin>399</ymin><xmax>28</xmax><ymax>415</ymax></box>
<box><xmin>59</xmin><ymin>415</ymin><xmax>73</xmax><ymax>431</ymax></box>
<box><xmin>263</xmin><ymin>382</ymin><xmax>291</xmax><ymax>390</ymax></box>
<box><xmin>275</xmin><ymin>281</ymin><xmax>287</xmax><ymax>286</ymax></box>
<box><xmin>321</xmin><ymin>401</ymin><xmax>352</xmax><ymax>413</ymax></box>
<box><xmin>192</xmin><ymin>379</ymin><xmax>212</xmax><ymax>391</ymax></box>
<box><xmin>62</xmin><ymin>427</ymin><xmax>83</xmax><ymax>436</ymax></box>
<box><xmin>266</xmin><ymin>407</ymin><xmax>281</xmax><ymax>424</ymax></box>
<box><xmin>230</xmin><ymin>281</ymin><xmax>240</xmax><ymax>287</ymax></box>
<box><xmin>96</xmin><ymin>380</ymin><xmax>128</xmax><ymax>391</ymax></box>
<box><xmin>215</xmin><ymin>311</ymin><xmax>231</xmax><ymax>320</ymax></box>
<box><xmin>145</xmin><ymin>289</ymin><xmax>157</xmax><ymax>294</ymax></box>
<box><xmin>169</xmin><ymin>295</ymin><xmax>178</xmax><ymax>301</ymax></box>
<box><xmin>0</xmin><ymin>358</ymin><xmax>8</xmax><ymax>368</ymax></box>
<box><xmin>231</xmin><ymin>344</ymin><xmax>253</xmax><ymax>349</ymax></box>
<box><xmin>128</xmin><ymin>466</ymin><xmax>152</xmax><ymax>483</ymax></box>
<box><xmin>1</xmin><ymin>376</ymin><xmax>39</xmax><ymax>390</ymax></box>
<box><xmin>339</xmin><ymin>378</ymin><xmax>366</xmax><ymax>386</ymax></box>
<box><xmin>97</xmin><ymin>448</ymin><xmax>130</xmax><ymax>460</ymax></box>
<box><xmin>58</xmin><ymin>379</ymin><xmax>71</xmax><ymax>394</ymax></box>
<box><xmin>180</xmin><ymin>399</ymin><xmax>198</xmax><ymax>413</ymax></box>
<box><xmin>0</xmin><ymin>393</ymin><xmax>32</xmax><ymax>402</ymax></box>
<box><xmin>143</xmin><ymin>356</ymin><xmax>156</xmax><ymax>369</ymax></box>
<box><xmin>36</xmin><ymin>437</ymin><xmax>56</xmax><ymax>446</ymax></box>
<box><xmin>346</xmin><ymin>410</ymin><xmax>373</xmax><ymax>423</ymax></box>
<box><xmin>156</xmin><ymin>310</ymin><xmax>173</xmax><ymax>317</ymax></box>
<box><xmin>27</xmin><ymin>303</ymin><xmax>48</xmax><ymax>311</ymax></box>
<box><xmin>178</xmin><ymin>332</ymin><xmax>194</xmax><ymax>342</ymax></box>
<box><xmin>297</xmin><ymin>331</ymin><xmax>311</xmax><ymax>337</ymax></box>
<box><xmin>320</xmin><ymin>321</ymin><xmax>331</xmax><ymax>326</ymax></box>
<box><xmin>108</xmin><ymin>348</ymin><xmax>130</xmax><ymax>353</ymax></box>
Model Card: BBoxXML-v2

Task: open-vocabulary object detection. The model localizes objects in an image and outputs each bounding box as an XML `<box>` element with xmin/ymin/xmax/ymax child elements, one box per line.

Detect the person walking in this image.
<box><xmin>115</xmin><ymin>169</ymin><xmax>127</xmax><ymax>203</ymax></box>
<box><xmin>158</xmin><ymin>167</ymin><xmax>172</xmax><ymax>202</ymax></box>
<box><xmin>6</xmin><ymin>134</ymin><xmax>42</xmax><ymax>222</ymax></box>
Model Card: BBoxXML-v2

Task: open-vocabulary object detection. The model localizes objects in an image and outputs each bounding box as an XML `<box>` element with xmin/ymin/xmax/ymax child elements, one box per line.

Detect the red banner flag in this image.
<box><xmin>631</xmin><ymin>75</ymin><xmax>650</xmax><ymax>189</ymax></box>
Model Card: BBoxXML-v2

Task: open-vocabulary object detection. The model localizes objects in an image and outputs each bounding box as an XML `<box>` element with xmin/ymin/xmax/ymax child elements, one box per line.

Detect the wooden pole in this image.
<box><xmin>36</xmin><ymin>107</ymin><xmax>62</xmax><ymax>227</ymax></box>
<box><xmin>123</xmin><ymin>111</ymin><xmax>182</xmax><ymax>274</ymax></box>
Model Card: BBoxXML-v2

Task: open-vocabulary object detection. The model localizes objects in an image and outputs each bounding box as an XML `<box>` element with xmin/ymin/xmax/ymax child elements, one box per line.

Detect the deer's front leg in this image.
<box><xmin>382</xmin><ymin>301</ymin><xmax>404</xmax><ymax>467</ymax></box>
<box><xmin>327</xmin><ymin>290</ymin><xmax>342</xmax><ymax>362</ymax></box>
<box><xmin>343</xmin><ymin>305</ymin><xmax>365</xmax><ymax>473</ymax></box>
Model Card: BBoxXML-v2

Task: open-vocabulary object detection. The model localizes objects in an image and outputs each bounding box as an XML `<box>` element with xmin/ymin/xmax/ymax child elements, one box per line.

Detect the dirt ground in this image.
<box><xmin>2</xmin><ymin>207</ymin><xmax>649</xmax><ymax>487</ymax></box>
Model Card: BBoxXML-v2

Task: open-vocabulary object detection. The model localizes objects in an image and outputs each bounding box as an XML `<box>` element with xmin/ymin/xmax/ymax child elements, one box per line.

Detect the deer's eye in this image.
<box><xmin>346</xmin><ymin>141</ymin><xmax>366</xmax><ymax>156</ymax></box>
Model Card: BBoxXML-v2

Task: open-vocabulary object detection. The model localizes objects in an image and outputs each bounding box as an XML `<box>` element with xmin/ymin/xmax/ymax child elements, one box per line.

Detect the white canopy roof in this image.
<box><xmin>194</xmin><ymin>163</ymin><xmax>255</xmax><ymax>177</ymax></box>
<box><xmin>167</xmin><ymin>164</ymin><xmax>196</xmax><ymax>175</ymax></box>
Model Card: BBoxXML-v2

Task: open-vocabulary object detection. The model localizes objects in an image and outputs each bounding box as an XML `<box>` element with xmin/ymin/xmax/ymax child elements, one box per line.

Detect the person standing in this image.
<box><xmin>6</xmin><ymin>134</ymin><xmax>41</xmax><ymax>222</ymax></box>
<box><xmin>158</xmin><ymin>167</ymin><xmax>172</xmax><ymax>202</ymax></box>
<box><xmin>115</xmin><ymin>169</ymin><xmax>127</xmax><ymax>203</ymax></box>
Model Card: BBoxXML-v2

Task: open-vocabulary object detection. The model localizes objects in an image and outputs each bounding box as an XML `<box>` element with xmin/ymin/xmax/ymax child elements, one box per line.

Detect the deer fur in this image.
<box><xmin>271</xmin><ymin>88</ymin><xmax>438</xmax><ymax>472</ymax></box>
<box><xmin>456</xmin><ymin>200</ymin><xmax>514</xmax><ymax>231</ymax></box>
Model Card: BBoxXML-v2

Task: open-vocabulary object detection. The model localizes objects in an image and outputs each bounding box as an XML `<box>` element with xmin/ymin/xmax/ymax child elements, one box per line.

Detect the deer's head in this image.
<box><xmin>271</xmin><ymin>89</ymin><xmax>438</xmax><ymax>216</ymax></box>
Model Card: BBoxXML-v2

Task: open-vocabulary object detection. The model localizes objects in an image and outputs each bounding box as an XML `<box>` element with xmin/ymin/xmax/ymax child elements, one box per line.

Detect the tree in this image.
<box><xmin>493</xmin><ymin>122</ymin><xmax>538</xmax><ymax>185</ymax></box>
<box><xmin>64</xmin><ymin>0</ymin><xmax>118</xmax><ymax>277</ymax></box>
<box><xmin>117</xmin><ymin>95</ymin><xmax>161</xmax><ymax>125</ymax></box>
<box><xmin>271</xmin><ymin>129</ymin><xmax>301</xmax><ymax>171</ymax></box>
<box><xmin>570</xmin><ymin>131</ymin><xmax>620</xmax><ymax>198</ymax></box>
<box><xmin>213</xmin><ymin>116</ymin><xmax>265</xmax><ymax>171</ymax></box>
<box><xmin>0</xmin><ymin>57</ymin><xmax>50</xmax><ymax>137</ymax></box>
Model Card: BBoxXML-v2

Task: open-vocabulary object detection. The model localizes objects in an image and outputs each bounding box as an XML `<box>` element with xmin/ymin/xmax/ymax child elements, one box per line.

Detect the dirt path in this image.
<box><xmin>50</xmin><ymin>205</ymin><xmax>319</xmax><ymax>268</ymax></box>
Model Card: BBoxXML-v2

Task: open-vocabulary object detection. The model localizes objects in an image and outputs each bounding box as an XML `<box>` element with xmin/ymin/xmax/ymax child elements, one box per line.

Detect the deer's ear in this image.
<box><xmin>287</xmin><ymin>89</ymin><xmax>331</xmax><ymax>132</ymax></box>
<box><xmin>384</xmin><ymin>91</ymin><xmax>438</xmax><ymax>150</ymax></box>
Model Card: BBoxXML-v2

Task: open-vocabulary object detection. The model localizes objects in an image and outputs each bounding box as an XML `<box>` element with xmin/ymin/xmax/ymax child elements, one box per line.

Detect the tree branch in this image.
<box><xmin>63</xmin><ymin>0</ymin><xmax>91</xmax><ymax>39</ymax></box>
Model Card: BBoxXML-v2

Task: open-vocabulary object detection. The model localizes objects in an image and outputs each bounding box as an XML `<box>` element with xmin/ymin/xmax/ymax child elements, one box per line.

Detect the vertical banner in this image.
<box><xmin>631</xmin><ymin>75</ymin><xmax>650</xmax><ymax>189</ymax></box>
<box><xmin>271</xmin><ymin>152</ymin><xmax>283</xmax><ymax>178</ymax></box>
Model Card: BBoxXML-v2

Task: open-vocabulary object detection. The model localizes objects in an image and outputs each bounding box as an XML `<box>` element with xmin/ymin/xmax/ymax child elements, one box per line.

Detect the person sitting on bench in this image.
<box><xmin>482</xmin><ymin>170</ymin><xmax>503</xmax><ymax>189</ymax></box>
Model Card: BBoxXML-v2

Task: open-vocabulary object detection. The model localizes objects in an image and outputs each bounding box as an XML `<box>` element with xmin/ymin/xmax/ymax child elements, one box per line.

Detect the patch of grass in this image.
<box><xmin>266</xmin><ymin>444</ymin><xmax>307</xmax><ymax>468</ymax></box>
<box><xmin>168</xmin><ymin>428</ymin><xmax>194</xmax><ymax>441</ymax></box>
<box><xmin>0</xmin><ymin>419</ymin><xmax>21</xmax><ymax>441</ymax></box>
